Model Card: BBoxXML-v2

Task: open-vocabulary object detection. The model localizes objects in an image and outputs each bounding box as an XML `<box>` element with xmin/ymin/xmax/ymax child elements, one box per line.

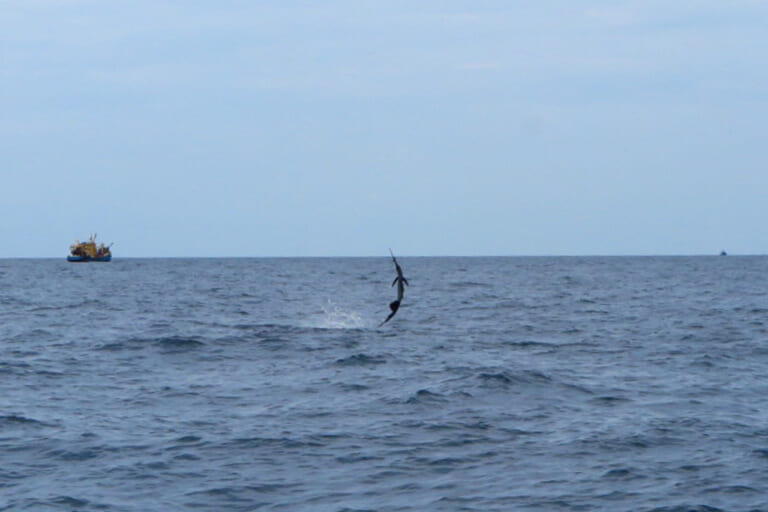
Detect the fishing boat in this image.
<box><xmin>67</xmin><ymin>234</ymin><xmax>112</xmax><ymax>262</ymax></box>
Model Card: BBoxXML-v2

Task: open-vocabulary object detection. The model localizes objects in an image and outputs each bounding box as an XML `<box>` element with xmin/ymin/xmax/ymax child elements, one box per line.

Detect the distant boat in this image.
<box><xmin>67</xmin><ymin>234</ymin><xmax>112</xmax><ymax>262</ymax></box>
<box><xmin>720</xmin><ymin>250</ymin><xmax>728</xmax><ymax>256</ymax></box>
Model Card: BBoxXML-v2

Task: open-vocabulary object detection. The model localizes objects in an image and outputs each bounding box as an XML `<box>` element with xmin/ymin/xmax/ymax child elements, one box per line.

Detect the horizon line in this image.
<box><xmin>0</xmin><ymin>253</ymin><xmax>759</xmax><ymax>260</ymax></box>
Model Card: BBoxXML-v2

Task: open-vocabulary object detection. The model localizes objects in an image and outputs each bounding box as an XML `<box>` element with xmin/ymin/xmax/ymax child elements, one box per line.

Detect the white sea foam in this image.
<box><xmin>305</xmin><ymin>299</ymin><xmax>367</xmax><ymax>329</ymax></box>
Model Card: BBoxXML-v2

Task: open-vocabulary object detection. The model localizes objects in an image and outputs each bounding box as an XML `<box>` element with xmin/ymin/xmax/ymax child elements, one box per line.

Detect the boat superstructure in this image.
<box><xmin>68</xmin><ymin>234</ymin><xmax>112</xmax><ymax>262</ymax></box>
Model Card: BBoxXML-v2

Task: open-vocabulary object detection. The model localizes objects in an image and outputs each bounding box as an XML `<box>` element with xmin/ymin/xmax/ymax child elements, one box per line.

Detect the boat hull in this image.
<box><xmin>67</xmin><ymin>255</ymin><xmax>112</xmax><ymax>262</ymax></box>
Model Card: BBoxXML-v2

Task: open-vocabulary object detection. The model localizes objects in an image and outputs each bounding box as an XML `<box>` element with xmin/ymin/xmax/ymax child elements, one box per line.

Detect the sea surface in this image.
<box><xmin>2</xmin><ymin>256</ymin><xmax>768</xmax><ymax>512</ymax></box>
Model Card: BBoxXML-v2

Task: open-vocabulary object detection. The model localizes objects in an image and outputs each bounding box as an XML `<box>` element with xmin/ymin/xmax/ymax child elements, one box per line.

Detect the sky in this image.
<box><xmin>2</xmin><ymin>0</ymin><xmax>767</xmax><ymax>257</ymax></box>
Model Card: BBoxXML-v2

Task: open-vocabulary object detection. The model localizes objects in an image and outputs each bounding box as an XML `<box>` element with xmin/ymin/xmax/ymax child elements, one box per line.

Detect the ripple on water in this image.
<box><xmin>334</xmin><ymin>353</ymin><xmax>387</xmax><ymax>366</ymax></box>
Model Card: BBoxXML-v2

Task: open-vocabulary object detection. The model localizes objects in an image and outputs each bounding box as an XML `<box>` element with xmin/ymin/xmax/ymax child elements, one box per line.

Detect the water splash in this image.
<box><xmin>306</xmin><ymin>300</ymin><xmax>366</xmax><ymax>329</ymax></box>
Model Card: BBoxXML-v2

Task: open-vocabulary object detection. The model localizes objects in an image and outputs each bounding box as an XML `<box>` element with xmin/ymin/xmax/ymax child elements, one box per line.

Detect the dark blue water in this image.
<box><xmin>2</xmin><ymin>256</ymin><xmax>768</xmax><ymax>511</ymax></box>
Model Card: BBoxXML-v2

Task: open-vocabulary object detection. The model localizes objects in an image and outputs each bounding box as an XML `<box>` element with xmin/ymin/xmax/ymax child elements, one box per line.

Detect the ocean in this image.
<box><xmin>2</xmin><ymin>256</ymin><xmax>768</xmax><ymax>512</ymax></box>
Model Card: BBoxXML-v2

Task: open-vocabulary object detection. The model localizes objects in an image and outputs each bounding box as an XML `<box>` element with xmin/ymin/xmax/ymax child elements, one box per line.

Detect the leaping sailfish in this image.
<box><xmin>380</xmin><ymin>249</ymin><xmax>408</xmax><ymax>327</ymax></box>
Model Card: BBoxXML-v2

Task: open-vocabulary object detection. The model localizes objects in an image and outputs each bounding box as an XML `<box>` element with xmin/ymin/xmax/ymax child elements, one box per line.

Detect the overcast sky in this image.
<box><xmin>2</xmin><ymin>1</ymin><xmax>767</xmax><ymax>257</ymax></box>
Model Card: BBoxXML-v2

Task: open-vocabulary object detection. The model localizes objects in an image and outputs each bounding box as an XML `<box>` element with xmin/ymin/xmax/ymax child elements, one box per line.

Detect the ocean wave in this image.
<box><xmin>335</xmin><ymin>452</ymin><xmax>383</xmax><ymax>464</ymax></box>
<box><xmin>601</xmin><ymin>467</ymin><xmax>646</xmax><ymax>480</ymax></box>
<box><xmin>0</xmin><ymin>415</ymin><xmax>51</xmax><ymax>427</ymax></box>
<box><xmin>187</xmin><ymin>484</ymin><xmax>293</xmax><ymax>497</ymax></box>
<box><xmin>225</xmin><ymin>436</ymin><xmax>325</xmax><ymax>450</ymax></box>
<box><xmin>476</xmin><ymin>368</ymin><xmax>553</xmax><ymax>387</ymax></box>
<box><xmin>96</xmin><ymin>335</ymin><xmax>207</xmax><ymax>352</ymax></box>
<box><xmin>184</xmin><ymin>484</ymin><xmax>298</xmax><ymax>510</ymax></box>
<box><xmin>22</xmin><ymin>496</ymin><xmax>94</xmax><ymax>510</ymax></box>
<box><xmin>335</xmin><ymin>353</ymin><xmax>387</xmax><ymax>366</ymax></box>
<box><xmin>645</xmin><ymin>506</ymin><xmax>727</xmax><ymax>512</ymax></box>
<box><xmin>174</xmin><ymin>434</ymin><xmax>203</xmax><ymax>443</ymax></box>
<box><xmin>45</xmin><ymin>447</ymin><xmax>103</xmax><ymax>462</ymax></box>
<box><xmin>590</xmin><ymin>395</ymin><xmax>632</xmax><ymax>406</ymax></box>
<box><xmin>405</xmin><ymin>389</ymin><xmax>447</xmax><ymax>404</ymax></box>
<box><xmin>336</xmin><ymin>382</ymin><xmax>370</xmax><ymax>392</ymax></box>
<box><xmin>96</xmin><ymin>340</ymin><xmax>144</xmax><ymax>351</ymax></box>
<box><xmin>0</xmin><ymin>361</ymin><xmax>32</xmax><ymax>376</ymax></box>
<box><xmin>154</xmin><ymin>336</ymin><xmax>206</xmax><ymax>350</ymax></box>
<box><xmin>449</xmin><ymin>280</ymin><xmax>495</xmax><ymax>289</ymax></box>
